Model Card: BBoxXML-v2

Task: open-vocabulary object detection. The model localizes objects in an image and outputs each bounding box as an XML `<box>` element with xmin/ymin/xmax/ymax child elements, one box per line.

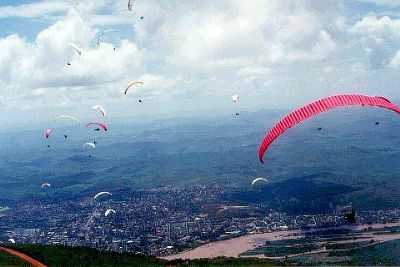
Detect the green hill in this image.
<box><xmin>3</xmin><ymin>110</ymin><xmax>400</xmax><ymax>212</ymax></box>
<box><xmin>4</xmin><ymin>240</ymin><xmax>400</xmax><ymax>266</ymax></box>
<box><xmin>4</xmin><ymin>244</ymin><xmax>164</xmax><ymax>267</ymax></box>
<box><xmin>3</xmin><ymin>244</ymin><xmax>279</xmax><ymax>267</ymax></box>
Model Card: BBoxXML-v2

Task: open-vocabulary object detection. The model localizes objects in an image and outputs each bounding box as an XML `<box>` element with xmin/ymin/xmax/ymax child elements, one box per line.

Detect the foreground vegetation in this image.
<box><xmin>0</xmin><ymin>250</ymin><xmax>27</xmax><ymax>267</ymax></box>
<box><xmin>2</xmin><ymin>244</ymin><xmax>280</xmax><ymax>267</ymax></box>
<box><xmin>2</xmin><ymin>239</ymin><xmax>400</xmax><ymax>266</ymax></box>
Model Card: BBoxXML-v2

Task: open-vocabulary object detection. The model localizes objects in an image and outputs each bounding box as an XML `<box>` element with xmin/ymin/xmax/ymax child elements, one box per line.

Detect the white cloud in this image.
<box><xmin>350</xmin><ymin>16</ymin><xmax>400</xmax><ymax>37</ymax></box>
<box><xmin>349</xmin><ymin>16</ymin><xmax>400</xmax><ymax>69</ymax></box>
<box><xmin>0</xmin><ymin>1</ymin><xmax>69</xmax><ymax>19</ymax></box>
<box><xmin>237</xmin><ymin>66</ymin><xmax>271</xmax><ymax>78</ymax></box>
<box><xmin>3</xmin><ymin>0</ymin><xmax>400</xmax><ymax>124</ymax></box>
<box><xmin>0</xmin><ymin>0</ymin><xmax>347</xmax><ymax>115</ymax></box>
<box><xmin>0</xmin><ymin>11</ymin><xmax>147</xmax><ymax>111</ymax></box>
<box><xmin>130</xmin><ymin>0</ymin><xmax>342</xmax><ymax>92</ymax></box>
<box><xmin>285</xmin><ymin>30</ymin><xmax>337</xmax><ymax>62</ymax></box>
<box><xmin>89</xmin><ymin>14</ymin><xmax>133</xmax><ymax>26</ymax></box>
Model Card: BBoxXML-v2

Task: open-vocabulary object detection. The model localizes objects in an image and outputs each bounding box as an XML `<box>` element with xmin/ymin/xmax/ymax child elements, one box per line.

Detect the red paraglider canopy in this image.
<box><xmin>258</xmin><ymin>94</ymin><xmax>400</xmax><ymax>163</ymax></box>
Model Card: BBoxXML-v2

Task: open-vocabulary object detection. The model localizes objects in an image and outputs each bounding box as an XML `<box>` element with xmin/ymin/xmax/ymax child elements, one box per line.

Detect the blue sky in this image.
<box><xmin>1</xmin><ymin>0</ymin><xmax>400</xmax><ymax>128</ymax></box>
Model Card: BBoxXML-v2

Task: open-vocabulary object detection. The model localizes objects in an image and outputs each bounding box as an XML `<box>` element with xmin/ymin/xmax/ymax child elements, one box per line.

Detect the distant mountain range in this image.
<box><xmin>1</xmin><ymin>108</ymin><xmax>400</xmax><ymax>211</ymax></box>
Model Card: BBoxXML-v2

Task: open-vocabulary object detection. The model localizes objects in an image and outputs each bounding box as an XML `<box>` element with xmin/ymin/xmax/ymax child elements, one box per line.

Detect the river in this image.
<box><xmin>162</xmin><ymin>222</ymin><xmax>400</xmax><ymax>260</ymax></box>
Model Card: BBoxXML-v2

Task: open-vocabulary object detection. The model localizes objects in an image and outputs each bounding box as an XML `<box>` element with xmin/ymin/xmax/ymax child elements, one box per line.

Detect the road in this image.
<box><xmin>0</xmin><ymin>246</ymin><xmax>47</xmax><ymax>267</ymax></box>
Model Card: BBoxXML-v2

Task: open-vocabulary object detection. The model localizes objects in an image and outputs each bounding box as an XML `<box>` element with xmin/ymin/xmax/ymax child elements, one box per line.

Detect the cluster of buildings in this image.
<box><xmin>0</xmin><ymin>185</ymin><xmax>400</xmax><ymax>256</ymax></box>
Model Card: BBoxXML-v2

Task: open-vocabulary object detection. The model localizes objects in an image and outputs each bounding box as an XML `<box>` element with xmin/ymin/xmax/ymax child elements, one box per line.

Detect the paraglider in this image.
<box><xmin>44</xmin><ymin>128</ymin><xmax>53</xmax><ymax>139</ymax></box>
<box><xmin>128</xmin><ymin>0</ymin><xmax>133</xmax><ymax>11</ymax></box>
<box><xmin>92</xmin><ymin>105</ymin><xmax>107</xmax><ymax>117</ymax></box>
<box><xmin>232</xmin><ymin>95</ymin><xmax>240</xmax><ymax>116</ymax></box>
<box><xmin>83</xmin><ymin>142</ymin><xmax>96</xmax><ymax>149</ymax></box>
<box><xmin>66</xmin><ymin>62</ymin><xmax>71</xmax><ymax>66</ymax></box>
<box><xmin>54</xmin><ymin>115</ymin><xmax>81</xmax><ymax>124</ymax></box>
<box><xmin>69</xmin><ymin>43</ymin><xmax>82</xmax><ymax>56</ymax></box>
<box><xmin>318</xmin><ymin>127</ymin><xmax>323</xmax><ymax>131</ymax></box>
<box><xmin>94</xmin><ymin>192</ymin><xmax>112</xmax><ymax>200</ymax></box>
<box><xmin>105</xmin><ymin>209</ymin><xmax>116</xmax><ymax>217</ymax></box>
<box><xmin>251</xmin><ymin>177</ymin><xmax>269</xmax><ymax>186</ymax></box>
<box><xmin>41</xmin><ymin>183</ymin><xmax>51</xmax><ymax>189</ymax></box>
<box><xmin>375</xmin><ymin>122</ymin><xmax>380</xmax><ymax>125</ymax></box>
<box><xmin>258</xmin><ymin>94</ymin><xmax>400</xmax><ymax>163</ymax></box>
<box><xmin>124</xmin><ymin>81</ymin><xmax>144</xmax><ymax>95</ymax></box>
<box><xmin>86</xmin><ymin>122</ymin><xmax>108</xmax><ymax>132</ymax></box>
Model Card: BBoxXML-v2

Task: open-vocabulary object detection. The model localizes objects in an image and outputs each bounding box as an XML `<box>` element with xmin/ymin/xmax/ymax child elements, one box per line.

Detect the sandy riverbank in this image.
<box><xmin>162</xmin><ymin>222</ymin><xmax>400</xmax><ymax>260</ymax></box>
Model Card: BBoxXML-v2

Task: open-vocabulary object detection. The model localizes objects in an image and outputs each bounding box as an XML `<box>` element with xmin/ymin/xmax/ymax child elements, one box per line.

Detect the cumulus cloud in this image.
<box><xmin>0</xmin><ymin>0</ymin><xmax>346</xmax><ymax>115</ymax></box>
<box><xmin>135</xmin><ymin>0</ymin><xmax>340</xmax><ymax>73</ymax></box>
<box><xmin>2</xmin><ymin>0</ymin><xmax>400</xmax><ymax>123</ymax></box>
<box><xmin>0</xmin><ymin>10</ymin><xmax>150</xmax><ymax>111</ymax></box>
<box><xmin>350</xmin><ymin>16</ymin><xmax>400</xmax><ymax>37</ymax></box>
<box><xmin>349</xmin><ymin>16</ymin><xmax>400</xmax><ymax>69</ymax></box>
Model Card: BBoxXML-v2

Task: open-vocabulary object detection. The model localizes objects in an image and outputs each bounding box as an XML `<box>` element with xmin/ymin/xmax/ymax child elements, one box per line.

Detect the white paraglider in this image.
<box><xmin>44</xmin><ymin>128</ymin><xmax>53</xmax><ymax>139</ymax></box>
<box><xmin>54</xmin><ymin>115</ymin><xmax>81</xmax><ymax>124</ymax></box>
<box><xmin>41</xmin><ymin>183</ymin><xmax>51</xmax><ymax>189</ymax></box>
<box><xmin>83</xmin><ymin>142</ymin><xmax>96</xmax><ymax>149</ymax></box>
<box><xmin>105</xmin><ymin>209</ymin><xmax>116</xmax><ymax>217</ymax></box>
<box><xmin>94</xmin><ymin>192</ymin><xmax>112</xmax><ymax>200</ymax></box>
<box><xmin>251</xmin><ymin>177</ymin><xmax>269</xmax><ymax>186</ymax></box>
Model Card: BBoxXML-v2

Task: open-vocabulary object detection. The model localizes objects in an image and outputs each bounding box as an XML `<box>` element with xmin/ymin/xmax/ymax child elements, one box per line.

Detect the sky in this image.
<box><xmin>1</xmin><ymin>0</ymin><xmax>400</xmax><ymax>128</ymax></box>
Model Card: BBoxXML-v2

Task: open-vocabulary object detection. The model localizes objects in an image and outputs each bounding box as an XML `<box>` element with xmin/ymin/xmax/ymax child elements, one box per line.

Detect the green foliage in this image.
<box><xmin>0</xmin><ymin>250</ymin><xmax>28</xmax><ymax>266</ymax></box>
<box><xmin>4</xmin><ymin>239</ymin><xmax>400</xmax><ymax>266</ymax></box>
<box><xmin>10</xmin><ymin>244</ymin><xmax>165</xmax><ymax>267</ymax></box>
<box><xmin>348</xmin><ymin>239</ymin><xmax>400</xmax><ymax>266</ymax></box>
<box><xmin>243</xmin><ymin>244</ymin><xmax>320</xmax><ymax>257</ymax></box>
<box><xmin>5</xmin><ymin>244</ymin><xmax>283</xmax><ymax>267</ymax></box>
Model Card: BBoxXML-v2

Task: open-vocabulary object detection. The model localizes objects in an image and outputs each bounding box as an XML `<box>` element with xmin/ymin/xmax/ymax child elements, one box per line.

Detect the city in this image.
<box><xmin>1</xmin><ymin>185</ymin><xmax>399</xmax><ymax>257</ymax></box>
